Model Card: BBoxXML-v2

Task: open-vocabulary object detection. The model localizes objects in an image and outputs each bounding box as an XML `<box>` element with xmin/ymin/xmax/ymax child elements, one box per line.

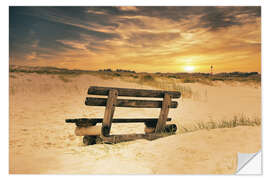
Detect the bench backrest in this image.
<box><xmin>85</xmin><ymin>86</ymin><xmax>181</xmax><ymax>108</ymax></box>
<box><xmin>85</xmin><ymin>86</ymin><xmax>181</xmax><ymax>136</ymax></box>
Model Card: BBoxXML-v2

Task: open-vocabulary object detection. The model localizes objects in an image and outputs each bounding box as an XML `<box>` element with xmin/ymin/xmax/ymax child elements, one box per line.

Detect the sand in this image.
<box><xmin>9</xmin><ymin>72</ymin><xmax>261</xmax><ymax>174</ymax></box>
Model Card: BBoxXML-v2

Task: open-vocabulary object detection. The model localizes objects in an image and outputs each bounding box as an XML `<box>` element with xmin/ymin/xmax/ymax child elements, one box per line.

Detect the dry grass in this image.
<box><xmin>82</xmin><ymin>114</ymin><xmax>261</xmax><ymax>145</ymax></box>
<box><xmin>9</xmin><ymin>74</ymin><xmax>16</xmax><ymax>79</ymax></box>
<box><xmin>9</xmin><ymin>65</ymin><xmax>260</xmax><ymax>99</ymax></box>
<box><xmin>178</xmin><ymin>114</ymin><xmax>261</xmax><ymax>134</ymax></box>
<box><xmin>58</xmin><ymin>75</ymin><xmax>73</xmax><ymax>83</ymax></box>
<box><xmin>133</xmin><ymin>75</ymin><xmax>206</xmax><ymax>100</ymax></box>
<box><xmin>9</xmin><ymin>65</ymin><xmax>261</xmax><ymax>84</ymax></box>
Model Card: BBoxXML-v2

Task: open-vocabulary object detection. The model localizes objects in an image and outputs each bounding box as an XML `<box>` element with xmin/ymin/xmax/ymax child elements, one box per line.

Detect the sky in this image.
<box><xmin>9</xmin><ymin>6</ymin><xmax>261</xmax><ymax>73</ymax></box>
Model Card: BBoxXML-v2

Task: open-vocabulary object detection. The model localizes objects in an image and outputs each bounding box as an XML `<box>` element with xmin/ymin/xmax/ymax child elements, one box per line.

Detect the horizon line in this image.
<box><xmin>9</xmin><ymin>64</ymin><xmax>261</xmax><ymax>74</ymax></box>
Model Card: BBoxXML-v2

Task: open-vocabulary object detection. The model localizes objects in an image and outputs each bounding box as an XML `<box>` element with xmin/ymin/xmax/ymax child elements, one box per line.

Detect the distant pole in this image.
<box><xmin>210</xmin><ymin>65</ymin><xmax>213</xmax><ymax>75</ymax></box>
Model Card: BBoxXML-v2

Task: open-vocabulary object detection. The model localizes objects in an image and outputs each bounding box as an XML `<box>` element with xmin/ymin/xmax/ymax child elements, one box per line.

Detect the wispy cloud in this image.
<box><xmin>9</xmin><ymin>6</ymin><xmax>261</xmax><ymax>72</ymax></box>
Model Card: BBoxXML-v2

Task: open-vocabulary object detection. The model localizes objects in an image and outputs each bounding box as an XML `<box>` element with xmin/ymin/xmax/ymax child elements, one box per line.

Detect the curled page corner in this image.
<box><xmin>236</xmin><ymin>150</ymin><xmax>262</xmax><ymax>175</ymax></box>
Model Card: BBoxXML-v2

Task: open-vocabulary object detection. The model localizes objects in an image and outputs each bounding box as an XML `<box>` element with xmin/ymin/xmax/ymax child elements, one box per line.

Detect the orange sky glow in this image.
<box><xmin>10</xmin><ymin>7</ymin><xmax>261</xmax><ymax>73</ymax></box>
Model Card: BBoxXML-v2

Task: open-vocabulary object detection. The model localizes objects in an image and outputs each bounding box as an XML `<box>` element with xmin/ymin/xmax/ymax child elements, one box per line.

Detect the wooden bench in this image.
<box><xmin>65</xmin><ymin>86</ymin><xmax>181</xmax><ymax>145</ymax></box>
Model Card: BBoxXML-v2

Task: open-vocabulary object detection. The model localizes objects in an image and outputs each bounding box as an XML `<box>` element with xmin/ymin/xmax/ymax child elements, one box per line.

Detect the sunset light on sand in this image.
<box><xmin>9</xmin><ymin>6</ymin><xmax>262</xmax><ymax>174</ymax></box>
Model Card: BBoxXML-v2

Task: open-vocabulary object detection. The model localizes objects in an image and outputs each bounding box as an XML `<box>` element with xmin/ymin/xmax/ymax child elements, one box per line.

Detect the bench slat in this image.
<box><xmin>65</xmin><ymin>118</ymin><xmax>172</xmax><ymax>124</ymax></box>
<box><xmin>85</xmin><ymin>97</ymin><xmax>178</xmax><ymax>108</ymax></box>
<box><xmin>88</xmin><ymin>86</ymin><xmax>181</xmax><ymax>98</ymax></box>
<box><xmin>155</xmin><ymin>93</ymin><xmax>171</xmax><ymax>133</ymax></box>
<box><xmin>102</xmin><ymin>89</ymin><xmax>118</xmax><ymax>136</ymax></box>
<box><xmin>102</xmin><ymin>132</ymin><xmax>175</xmax><ymax>143</ymax></box>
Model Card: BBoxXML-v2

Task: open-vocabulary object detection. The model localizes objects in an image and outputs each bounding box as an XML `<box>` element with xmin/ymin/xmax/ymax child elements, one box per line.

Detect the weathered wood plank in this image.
<box><xmin>101</xmin><ymin>133</ymin><xmax>174</xmax><ymax>144</ymax></box>
<box><xmin>75</xmin><ymin>126</ymin><xmax>102</xmax><ymax>136</ymax></box>
<box><xmin>102</xmin><ymin>89</ymin><xmax>118</xmax><ymax>137</ymax></box>
<box><xmin>155</xmin><ymin>93</ymin><xmax>171</xmax><ymax>133</ymax></box>
<box><xmin>144</xmin><ymin>124</ymin><xmax>177</xmax><ymax>134</ymax></box>
<box><xmin>83</xmin><ymin>136</ymin><xmax>98</xmax><ymax>145</ymax></box>
<box><xmin>144</xmin><ymin>127</ymin><xmax>155</xmax><ymax>134</ymax></box>
<box><xmin>88</xmin><ymin>86</ymin><xmax>181</xmax><ymax>98</ymax></box>
<box><xmin>85</xmin><ymin>97</ymin><xmax>178</xmax><ymax>108</ymax></box>
<box><xmin>65</xmin><ymin>118</ymin><xmax>172</xmax><ymax>126</ymax></box>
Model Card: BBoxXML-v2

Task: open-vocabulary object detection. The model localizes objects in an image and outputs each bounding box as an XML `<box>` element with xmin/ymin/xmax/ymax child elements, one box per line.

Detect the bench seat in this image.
<box><xmin>66</xmin><ymin>118</ymin><xmax>172</xmax><ymax>127</ymax></box>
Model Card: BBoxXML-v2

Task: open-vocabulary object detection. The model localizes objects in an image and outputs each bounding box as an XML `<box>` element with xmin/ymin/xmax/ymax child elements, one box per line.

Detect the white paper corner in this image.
<box><xmin>236</xmin><ymin>150</ymin><xmax>262</xmax><ymax>175</ymax></box>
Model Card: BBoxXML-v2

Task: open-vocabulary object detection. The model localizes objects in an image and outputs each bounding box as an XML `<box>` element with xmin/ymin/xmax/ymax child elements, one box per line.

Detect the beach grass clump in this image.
<box><xmin>183</xmin><ymin>78</ymin><xmax>196</xmax><ymax>83</ymax></box>
<box><xmin>9</xmin><ymin>74</ymin><xmax>16</xmax><ymax>79</ymax></box>
<box><xmin>178</xmin><ymin>114</ymin><xmax>261</xmax><ymax>134</ymax></box>
<box><xmin>9</xmin><ymin>65</ymin><xmax>261</xmax><ymax>85</ymax></box>
<box><xmin>168</xmin><ymin>75</ymin><xmax>177</xmax><ymax>79</ymax></box>
<box><xmin>170</xmin><ymin>82</ymin><xmax>193</xmax><ymax>99</ymax></box>
<box><xmin>113</xmin><ymin>73</ymin><xmax>121</xmax><ymax>77</ymax></box>
<box><xmin>135</xmin><ymin>74</ymin><xmax>157</xmax><ymax>87</ymax></box>
<box><xmin>135</xmin><ymin>76</ymin><xmax>196</xmax><ymax>99</ymax></box>
<box><xmin>10</xmin><ymin>86</ymin><xmax>15</xmax><ymax>95</ymax></box>
<box><xmin>58</xmin><ymin>75</ymin><xmax>72</xmax><ymax>83</ymax></box>
<box><xmin>141</xmin><ymin>74</ymin><xmax>155</xmax><ymax>81</ymax></box>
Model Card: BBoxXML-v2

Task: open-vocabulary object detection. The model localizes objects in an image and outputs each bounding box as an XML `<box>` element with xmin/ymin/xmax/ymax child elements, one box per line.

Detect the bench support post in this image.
<box><xmin>155</xmin><ymin>93</ymin><xmax>171</xmax><ymax>133</ymax></box>
<box><xmin>101</xmin><ymin>89</ymin><xmax>118</xmax><ymax>137</ymax></box>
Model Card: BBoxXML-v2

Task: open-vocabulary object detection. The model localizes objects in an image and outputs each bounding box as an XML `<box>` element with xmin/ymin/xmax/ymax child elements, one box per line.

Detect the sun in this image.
<box><xmin>184</xmin><ymin>65</ymin><xmax>195</xmax><ymax>72</ymax></box>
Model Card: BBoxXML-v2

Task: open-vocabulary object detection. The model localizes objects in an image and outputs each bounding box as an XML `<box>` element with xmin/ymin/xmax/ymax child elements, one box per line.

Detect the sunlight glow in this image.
<box><xmin>184</xmin><ymin>65</ymin><xmax>195</xmax><ymax>72</ymax></box>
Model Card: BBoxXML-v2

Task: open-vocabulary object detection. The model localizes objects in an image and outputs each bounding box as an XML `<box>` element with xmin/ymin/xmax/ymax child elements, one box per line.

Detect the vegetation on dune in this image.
<box><xmin>9</xmin><ymin>65</ymin><xmax>87</xmax><ymax>75</ymax></box>
<box><xmin>9</xmin><ymin>74</ymin><xmax>16</xmax><ymax>79</ymax></box>
<box><xmin>178</xmin><ymin>114</ymin><xmax>261</xmax><ymax>134</ymax></box>
<box><xmin>131</xmin><ymin>74</ymin><xmax>205</xmax><ymax>99</ymax></box>
<box><xmin>157</xmin><ymin>71</ymin><xmax>260</xmax><ymax>85</ymax></box>
<box><xmin>9</xmin><ymin>66</ymin><xmax>261</xmax><ymax>141</ymax></box>
<box><xmin>58</xmin><ymin>75</ymin><xmax>73</xmax><ymax>83</ymax></box>
<box><xmin>141</xmin><ymin>74</ymin><xmax>155</xmax><ymax>81</ymax></box>
<box><xmin>9</xmin><ymin>65</ymin><xmax>260</xmax><ymax>84</ymax></box>
<box><xmin>183</xmin><ymin>78</ymin><xmax>196</xmax><ymax>83</ymax></box>
<box><xmin>113</xmin><ymin>73</ymin><xmax>121</xmax><ymax>77</ymax></box>
<box><xmin>9</xmin><ymin>65</ymin><xmax>260</xmax><ymax>97</ymax></box>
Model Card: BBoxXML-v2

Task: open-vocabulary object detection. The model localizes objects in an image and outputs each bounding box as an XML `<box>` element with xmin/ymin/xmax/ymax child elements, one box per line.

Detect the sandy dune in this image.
<box><xmin>9</xmin><ymin>73</ymin><xmax>261</xmax><ymax>174</ymax></box>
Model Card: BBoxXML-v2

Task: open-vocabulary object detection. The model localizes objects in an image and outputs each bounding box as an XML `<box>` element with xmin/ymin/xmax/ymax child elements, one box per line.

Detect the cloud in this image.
<box><xmin>9</xmin><ymin>6</ymin><xmax>261</xmax><ymax>72</ymax></box>
<box><xmin>125</xmin><ymin>32</ymin><xmax>181</xmax><ymax>48</ymax></box>
<box><xmin>118</xmin><ymin>6</ymin><xmax>138</xmax><ymax>11</ymax></box>
<box><xmin>197</xmin><ymin>7</ymin><xmax>260</xmax><ymax>31</ymax></box>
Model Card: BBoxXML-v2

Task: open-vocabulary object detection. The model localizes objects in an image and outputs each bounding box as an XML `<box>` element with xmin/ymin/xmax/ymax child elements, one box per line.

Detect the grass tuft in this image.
<box><xmin>183</xmin><ymin>78</ymin><xmax>195</xmax><ymax>83</ymax></box>
<box><xmin>9</xmin><ymin>74</ymin><xmax>16</xmax><ymax>79</ymax></box>
<box><xmin>178</xmin><ymin>114</ymin><xmax>261</xmax><ymax>134</ymax></box>
<box><xmin>58</xmin><ymin>75</ymin><xmax>72</xmax><ymax>83</ymax></box>
<box><xmin>141</xmin><ymin>74</ymin><xmax>155</xmax><ymax>81</ymax></box>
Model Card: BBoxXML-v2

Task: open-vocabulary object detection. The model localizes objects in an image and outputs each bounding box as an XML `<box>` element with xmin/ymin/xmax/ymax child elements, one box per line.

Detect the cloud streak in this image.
<box><xmin>9</xmin><ymin>6</ymin><xmax>261</xmax><ymax>72</ymax></box>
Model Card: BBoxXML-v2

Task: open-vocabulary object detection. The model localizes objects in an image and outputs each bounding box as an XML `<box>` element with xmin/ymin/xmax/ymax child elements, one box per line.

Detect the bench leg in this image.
<box><xmin>155</xmin><ymin>93</ymin><xmax>171</xmax><ymax>133</ymax></box>
<box><xmin>83</xmin><ymin>136</ymin><xmax>97</xmax><ymax>145</ymax></box>
<box><xmin>101</xmin><ymin>89</ymin><xmax>118</xmax><ymax>137</ymax></box>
